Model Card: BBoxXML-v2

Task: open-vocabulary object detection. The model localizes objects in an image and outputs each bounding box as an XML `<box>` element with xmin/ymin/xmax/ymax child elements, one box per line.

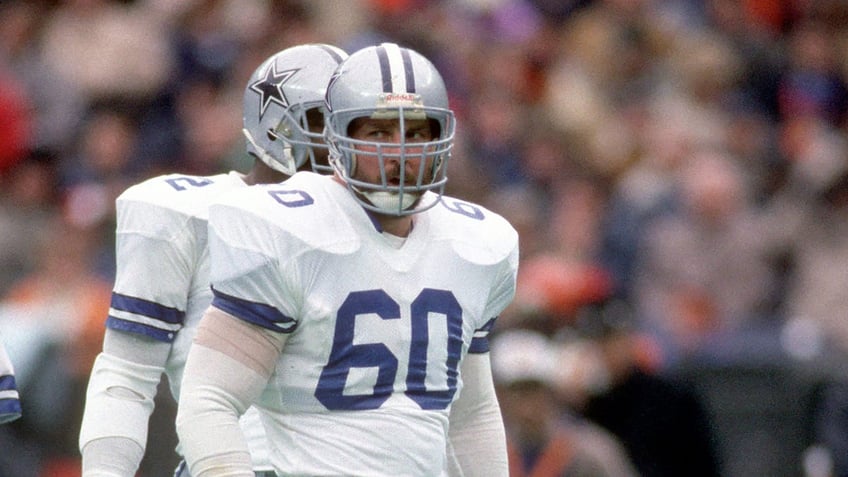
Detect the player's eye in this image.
<box><xmin>406</xmin><ymin>128</ymin><xmax>432</xmax><ymax>142</ymax></box>
<box><xmin>366</xmin><ymin>128</ymin><xmax>393</xmax><ymax>140</ymax></box>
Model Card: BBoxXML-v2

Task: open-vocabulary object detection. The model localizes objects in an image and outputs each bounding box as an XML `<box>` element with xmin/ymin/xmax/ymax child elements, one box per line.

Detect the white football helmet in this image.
<box><xmin>325</xmin><ymin>42</ymin><xmax>456</xmax><ymax>216</ymax></box>
<box><xmin>243</xmin><ymin>43</ymin><xmax>347</xmax><ymax>175</ymax></box>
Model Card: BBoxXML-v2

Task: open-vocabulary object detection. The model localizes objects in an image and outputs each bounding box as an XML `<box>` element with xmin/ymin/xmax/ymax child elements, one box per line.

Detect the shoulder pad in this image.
<box><xmin>117</xmin><ymin>172</ymin><xmax>238</xmax><ymax>218</ymax></box>
<box><xmin>429</xmin><ymin>195</ymin><xmax>518</xmax><ymax>265</ymax></box>
<box><xmin>211</xmin><ymin>173</ymin><xmax>361</xmax><ymax>255</ymax></box>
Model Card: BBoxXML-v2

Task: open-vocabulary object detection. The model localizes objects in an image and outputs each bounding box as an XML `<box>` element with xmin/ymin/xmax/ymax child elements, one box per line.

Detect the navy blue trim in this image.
<box><xmin>363</xmin><ymin>208</ymin><xmax>383</xmax><ymax>232</ymax></box>
<box><xmin>0</xmin><ymin>399</ymin><xmax>22</xmax><ymax>418</ymax></box>
<box><xmin>172</xmin><ymin>459</ymin><xmax>187</xmax><ymax>477</ymax></box>
<box><xmin>0</xmin><ymin>375</ymin><xmax>16</xmax><ymax>391</ymax></box>
<box><xmin>469</xmin><ymin>335</ymin><xmax>490</xmax><ymax>354</ymax></box>
<box><xmin>400</xmin><ymin>47</ymin><xmax>415</xmax><ymax>93</ymax></box>
<box><xmin>106</xmin><ymin>316</ymin><xmax>176</xmax><ymax>342</ymax></box>
<box><xmin>211</xmin><ymin>288</ymin><xmax>296</xmax><ymax>333</ymax></box>
<box><xmin>478</xmin><ymin>317</ymin><xmax>497</xmax><ymax>334</ymax></box>
<box><xmin>110</xmin><ymin>292</ymin><xmax>184</xmax><ymax>324</ymax></box>
<box><xmin>376</xmin><ymin>45</ymin><xmax>393</xmax><ymax>93</ymax></box>
<box><xmin>469</xmin><ymin>317</ymin><xmax>497</xmax><ymax>354</ymax></box>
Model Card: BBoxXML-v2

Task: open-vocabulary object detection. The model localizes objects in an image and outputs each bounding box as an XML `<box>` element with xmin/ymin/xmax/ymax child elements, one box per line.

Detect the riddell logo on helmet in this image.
<box><xmin>378</xmin><ymin>93</ymin><xmax>423</xmax><ymax>107</ymax></box>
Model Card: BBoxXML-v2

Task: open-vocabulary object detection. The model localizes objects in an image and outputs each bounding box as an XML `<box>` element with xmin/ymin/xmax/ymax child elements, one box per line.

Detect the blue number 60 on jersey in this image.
<box><xmin>315</xmin><ymin>288</ymin><xmax>464</xmax><ymax>411</ymax></box>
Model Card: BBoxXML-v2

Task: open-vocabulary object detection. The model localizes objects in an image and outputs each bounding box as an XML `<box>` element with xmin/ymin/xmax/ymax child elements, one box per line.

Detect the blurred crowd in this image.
<box><xmin>1</xmin><ymin>0</ymin><xmax>848</xmax><ymax>476</ymax></box>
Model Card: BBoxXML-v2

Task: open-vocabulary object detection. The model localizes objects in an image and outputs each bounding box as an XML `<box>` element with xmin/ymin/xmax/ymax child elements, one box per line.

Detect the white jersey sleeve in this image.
<box><xmin>106</xmin><ymin>172</ymin><xmax>244</xmax><ymax>343</ymax></box>
<box><xmin>0</xmin><ymin>335</ymin><xmax>21</xmax><ymax>424</ymax></box>
<box><xmin>205</xmin><ymin>172</ymin><xmax>519</xmax><ymax>476</ymax></box>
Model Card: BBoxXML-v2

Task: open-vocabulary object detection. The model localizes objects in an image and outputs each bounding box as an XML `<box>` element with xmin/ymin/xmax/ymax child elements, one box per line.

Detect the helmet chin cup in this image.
<box><xmin>362</xmin><ymin>190</ymin><xmax>420</xmax><ymax>215</ymax></box>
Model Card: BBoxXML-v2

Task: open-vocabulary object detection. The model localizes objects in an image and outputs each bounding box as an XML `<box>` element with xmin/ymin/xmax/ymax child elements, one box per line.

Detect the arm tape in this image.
<box><xmin>192</xmin><ymin>306</ymin><xmax>284</xmax><ymax>377</ymax></box>
<box><xmin>81</xmin><ymin>436</ymin><xmax>145</xmax><ymax>477</ymax></box>
<box><xmin>176</xmin><ymin>307</ymin><xmax>277</xmax><ymax>476</ymax></box>
<box><xmin>78</xmin><ymin>351</ymin><xmax>165</xmax><ymax>450</ymax></box>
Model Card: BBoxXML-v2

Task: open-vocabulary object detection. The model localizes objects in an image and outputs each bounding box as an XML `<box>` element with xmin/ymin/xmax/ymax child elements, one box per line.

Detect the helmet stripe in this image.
<box><xmin>400</xmin><ymin>48</ymin><xmax>415</xmax><ymax>93</ymax></box>
<box><xmin>317</xmin><ymin>44</ymin><xmax>345</xmax><ymax>64</ymax></box>
<box><xmin>377</xmin><ymin>45</ymin><xmax>393</xmax><ymax>93</ymax></box>
<box><xmin>377</xmin><ymin>43</ymin><xmax>414</xmax><ymax>94</ymax></box>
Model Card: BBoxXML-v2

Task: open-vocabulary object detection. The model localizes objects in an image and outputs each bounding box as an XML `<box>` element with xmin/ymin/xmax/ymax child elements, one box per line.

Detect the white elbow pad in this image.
<box><xmin>79</xmin><ymin>352</ymin><xmax>165</xmax><ymax>450</ymax></box>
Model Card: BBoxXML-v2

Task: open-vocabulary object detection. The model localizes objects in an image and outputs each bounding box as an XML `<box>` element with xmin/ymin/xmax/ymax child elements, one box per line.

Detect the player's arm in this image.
<box><xmin>176</xmin><ymin>305</ymin><xmax>285</xmax><ymax>477</ymax></box>
<box><xmin>448</xmin><ymin>231</ymin><xmax>517</xmax><ymax>476</ymax></box>
<box><xmin>79</xmin><ymin>329</ymin><xmax>170</xmax><ymax>476</ymax></box>
<box><xmin>80</xmin><ymin>195</ymin><xmax>196</xmax><ymax>476</ymax></box>
<box><xmin>448</xmin><ymin>350</ymin><xmax>508</xmax><ymax>477</ymax></box>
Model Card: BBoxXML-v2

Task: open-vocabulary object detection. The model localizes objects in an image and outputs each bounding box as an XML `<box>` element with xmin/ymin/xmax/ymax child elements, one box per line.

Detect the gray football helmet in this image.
<box><xmin>243</xmin><ymin>43</ymin><xmax>347</xmax><ymax>175</ymax></box>
<box><xmin>325</xmin><ymin>42</ymin><xmax>456</xmax><ymax>216</ymax></box>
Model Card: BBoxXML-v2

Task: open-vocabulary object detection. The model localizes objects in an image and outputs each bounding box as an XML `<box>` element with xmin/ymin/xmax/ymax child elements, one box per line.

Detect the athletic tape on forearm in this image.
<box><xmin>176</xmin><ymin>343</ymin><xmax>267</xmax><ymax>476</ymax></box>
<box><xmin>81</xmin><ymin>435</ymin><xmax>145</xmax><ymax>477</ymax></box>
<box><xmin>78</xmin><ymin>352</ymin><xmax>164</xmax><ymax>450</ymax></box>
<box><xmin>191</xmin><ymin>452</ymin><xmax>254</xmax><ymax>477</ymax></box>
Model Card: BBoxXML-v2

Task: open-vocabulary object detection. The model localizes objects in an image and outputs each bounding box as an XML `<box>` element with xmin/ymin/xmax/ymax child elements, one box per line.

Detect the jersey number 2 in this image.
<box><xmin>315</xmin><ymin>288</ymin><xmax>463</xmax><ymax>411</ymax></box>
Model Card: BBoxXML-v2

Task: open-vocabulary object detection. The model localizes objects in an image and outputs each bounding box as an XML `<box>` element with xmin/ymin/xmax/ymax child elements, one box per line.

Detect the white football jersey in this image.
<box><xmin>208</xmin><ymin>171</ymin><xmax>519</xmax><ymax>476</ymax></box>
<box><xmin>0</xmin><ymin>335</ymin><xmax>21</xmax><ymax>424</ymax></box>
<box><xmin>106</xmin><ymin>170</ymin><xmax>272</xmax><ymax>469</ymax></box>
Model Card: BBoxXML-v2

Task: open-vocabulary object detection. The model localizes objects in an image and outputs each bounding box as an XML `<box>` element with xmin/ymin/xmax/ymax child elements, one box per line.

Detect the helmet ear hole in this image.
<box><xmin>267</xmin><ymin>129</ymin><xmax>279</xmax><ymax>141</ymax></box>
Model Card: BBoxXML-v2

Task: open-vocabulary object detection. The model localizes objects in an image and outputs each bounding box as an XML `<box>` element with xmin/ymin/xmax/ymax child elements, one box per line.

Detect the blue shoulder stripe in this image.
<box><xmin>211</xmin><ymin>288</ymin><xmax>296</xmax><ymax>333</ymax></box>
<box><xmin>110</xmin><ymin>293</ymin><xmax>184</xmax><ymax>324</ymax></box>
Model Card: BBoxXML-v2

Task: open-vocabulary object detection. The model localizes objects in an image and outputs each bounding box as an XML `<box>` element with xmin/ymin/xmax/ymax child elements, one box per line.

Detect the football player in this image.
<box><xmin>78</xmin><ymin>43</ymin><xmax>347</xmax><ymax>477</ymax></box>
<box><xmin>0</xmin><ymin>336</ymin><xmax>21</xmax><ymax>424</ymax></box>
<box><xmin>176</xmin><ymin>42</ymin><xmax>518</xmax><ymax>476</ymax></box>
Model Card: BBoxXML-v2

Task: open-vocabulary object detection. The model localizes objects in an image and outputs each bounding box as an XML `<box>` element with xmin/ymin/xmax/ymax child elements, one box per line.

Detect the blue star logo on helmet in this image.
<box><xmin>249</xmin><ymin>64</ymin><xmax>299</xmax><ymax>119</ymax></box>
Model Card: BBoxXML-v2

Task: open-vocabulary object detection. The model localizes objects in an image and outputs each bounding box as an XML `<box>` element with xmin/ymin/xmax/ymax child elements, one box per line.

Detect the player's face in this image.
<box><xmin>348</xmin><ymin>117</ymin><xmax>436</xmax><ymax>186</ymax></box>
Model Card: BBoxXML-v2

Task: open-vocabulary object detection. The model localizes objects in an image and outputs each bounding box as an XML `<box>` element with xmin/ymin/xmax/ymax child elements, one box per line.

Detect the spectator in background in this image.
<box><xmin>58</xmin><ymin>102</ymin><xmax>147</xmax><ymax>280</ymax></box>
<box><xmin>0</xmin><ymin>0</ymin><xmax>85</xmax><ymax>157</ymax></box>
<box><xmin>778</xmin><ymin>19</ymin><xmax>848</xmax><ymax>127</ymax></box>
<box><xmin>762</xmin><ymin>112</ymin><xmax>848</xmax><ymax>477</ymax></box>
<box><xmin>0</xmin><ymin>71</ymin><xmax>30</xmax><ymax>177</ymax></box>
<box><xmin>500</xmin><ymin>252</ymin><xmax>612</xmax><ymax>336</ymax></box>
<box><xmin>632</xmin><ymin>146</ymin><xmax>777</xmax><ymax>363</ymax></box>
<box><xmin>491</xmin><ymin>328</ymin><xmax>639</xmax><ymax>477</ymax></box>
<box><xmin>569</xmin><ymin>299</ymin><xmax>721</xmax><ymax>477</ymax></box>
<box><xmin>811</xmin><ymin>378</ymin><xmax>848</xmax><ymax>477</ymax></box>
<box><xmin>39</xmin><ymin>0</ymin><xmax>172</xmax><ymax>106</ymax></box>
<box><xmin>759</xmin><ymin>114</ymin><xmax>848</xmax><ymax>357</ymax></box>
<box><xmin>0</xmin><ymin>151</ymin><xmax>59</xmax><ymax>298</ymax></box>
<box><xmin>169</xmin><ymin>75</ymin><xmax>244</xmax><ymax>177</ymax></box>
